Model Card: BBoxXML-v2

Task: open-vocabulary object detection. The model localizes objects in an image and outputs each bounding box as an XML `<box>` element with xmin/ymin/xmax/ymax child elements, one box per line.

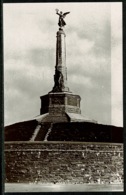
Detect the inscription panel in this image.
<box><xmin>51</xmin><ymin>97</ymin><xmax>64</xmax><ymax>105</ymax></box>
<box><xmin>66</xmin><ymin>107</ymin><xmax>81</xmax><ymax>114</ymax></box>
<box><xmin>67</xmin><ymin>96</ymin><xmax>77</xmax><ymax>106</ymax></box>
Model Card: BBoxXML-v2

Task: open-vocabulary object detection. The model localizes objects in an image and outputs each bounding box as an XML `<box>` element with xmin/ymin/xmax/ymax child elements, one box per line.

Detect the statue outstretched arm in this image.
<box><xmin>56</xmin><ymin>12</ymin><xmax>60</xmax><ymax>16</ymax></box>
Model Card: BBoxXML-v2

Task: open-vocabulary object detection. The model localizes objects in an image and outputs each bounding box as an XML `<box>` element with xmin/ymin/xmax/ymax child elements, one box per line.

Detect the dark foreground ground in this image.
<box><xmin>5</xmin><ymin>183</ymin><xmax>123</xmax><ymax>192</ymax></box>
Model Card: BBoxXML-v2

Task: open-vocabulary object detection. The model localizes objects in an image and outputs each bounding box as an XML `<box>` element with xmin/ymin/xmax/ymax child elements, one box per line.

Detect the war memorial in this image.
<box><xmin>5</xmin><ymin>10</ymin><xmax>123</xmax><ymax>191</ymax></box>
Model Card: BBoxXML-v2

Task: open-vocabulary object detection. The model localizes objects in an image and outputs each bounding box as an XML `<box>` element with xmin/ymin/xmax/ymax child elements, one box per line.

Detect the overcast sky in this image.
<box><xmin>4</xmin><ymin>2</ymin><xmax>123</xmax><ymax>127</ymax></box>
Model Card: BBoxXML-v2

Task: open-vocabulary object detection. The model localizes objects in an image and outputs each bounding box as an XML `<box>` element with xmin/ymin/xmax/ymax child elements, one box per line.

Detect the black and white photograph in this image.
<box><xmin>4</xmin><ymin>2</ymin><xmax>123</xmax><ymax>192</ymax></box>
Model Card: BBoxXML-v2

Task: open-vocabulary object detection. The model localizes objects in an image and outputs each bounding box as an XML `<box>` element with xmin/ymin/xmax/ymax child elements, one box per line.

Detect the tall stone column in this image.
<box><xmin>52</xmin><ymin>28</ymin><xmax>69</xmax><ymax>92</ymax></box>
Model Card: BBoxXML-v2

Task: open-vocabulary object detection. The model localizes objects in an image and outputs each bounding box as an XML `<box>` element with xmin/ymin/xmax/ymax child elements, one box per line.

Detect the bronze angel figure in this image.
<box><xmin>56</xmin><ymin>9</ymin><xmax>70</xmax><ymax>28</ymax></box>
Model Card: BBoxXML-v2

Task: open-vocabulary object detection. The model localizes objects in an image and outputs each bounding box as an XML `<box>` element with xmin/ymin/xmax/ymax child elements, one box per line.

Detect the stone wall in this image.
<box><xmin>5</xmin><ymin>142</ymin><xmax>123</xmax><ymax>184</ymax></box>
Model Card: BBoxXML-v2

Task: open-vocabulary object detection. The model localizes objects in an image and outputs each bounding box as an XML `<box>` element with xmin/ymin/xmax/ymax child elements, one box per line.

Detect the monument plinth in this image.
<box><xmin>40</xmin><ymin>92</ymin><xmax>82</xmax><ymax>122</ymax></box>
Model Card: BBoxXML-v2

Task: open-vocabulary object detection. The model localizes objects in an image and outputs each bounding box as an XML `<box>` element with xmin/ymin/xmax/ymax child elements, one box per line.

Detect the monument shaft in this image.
<box><xmin>56</xmin><ymin>30</ymin><xmax>66</xmax><ymax>68</ymax></box>
<box><xmin>52</xmin><ymin>29</ymin><xmax>69</xmax><ymax>92</ymax></box>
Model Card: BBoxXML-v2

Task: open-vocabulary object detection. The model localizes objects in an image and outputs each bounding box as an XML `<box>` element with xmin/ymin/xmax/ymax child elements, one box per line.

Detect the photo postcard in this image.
<box><xmin>3</xmin><ymin>1</ymin><xmax>124</xmax><ymax>192</ymax></box>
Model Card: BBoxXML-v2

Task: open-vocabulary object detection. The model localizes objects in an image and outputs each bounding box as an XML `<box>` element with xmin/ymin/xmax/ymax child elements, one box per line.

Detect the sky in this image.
<box><xmin>3</xmin><ymin>2</ymin><xmax>123</xmax><ymax>127</ymax></box>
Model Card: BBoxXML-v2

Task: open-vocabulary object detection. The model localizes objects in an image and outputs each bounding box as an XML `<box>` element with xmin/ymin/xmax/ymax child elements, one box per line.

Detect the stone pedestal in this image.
<box><xmin>40</xmin><ymin>92</ymin><xmax>85</xmax><ymax>123</ymax></box>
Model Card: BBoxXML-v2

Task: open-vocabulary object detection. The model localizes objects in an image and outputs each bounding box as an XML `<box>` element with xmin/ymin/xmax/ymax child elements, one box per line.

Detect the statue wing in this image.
<box><xmin>63</xmin><ymin>12</ymin><xmax>70</xmax><ymax>18</ymax></box>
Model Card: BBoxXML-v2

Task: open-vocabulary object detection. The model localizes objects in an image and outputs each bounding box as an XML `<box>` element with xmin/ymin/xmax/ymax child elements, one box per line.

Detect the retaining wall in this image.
<box><xmin>5</xmin><ymin>142</ymin><xmax>123</xmax><ymax>184</ymax></box>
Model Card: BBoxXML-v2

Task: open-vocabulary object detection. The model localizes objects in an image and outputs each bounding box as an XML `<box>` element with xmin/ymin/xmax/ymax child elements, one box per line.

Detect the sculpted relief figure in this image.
<box><xmin>56</xmin><ymin>9</ymin><xmax>70</xmax><ymax>28</ymax></box>
<box><xmin>53</xmin><ymin>70</ymin><xmax>65</xmax><ymax>92</ymax></box>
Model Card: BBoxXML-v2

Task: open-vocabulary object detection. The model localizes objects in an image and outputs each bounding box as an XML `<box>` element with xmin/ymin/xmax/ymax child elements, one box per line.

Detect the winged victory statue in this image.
<box><xmin>56</xmin><ymin>9</ymin><xmax>70</xmax><ymax>28</ymax></box>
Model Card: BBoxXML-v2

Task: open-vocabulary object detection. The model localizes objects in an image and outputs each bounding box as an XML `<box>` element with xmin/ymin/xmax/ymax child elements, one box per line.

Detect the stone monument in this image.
<box><xmin>39</xmin><ymin>10</ymin><xmax>92</xmax><ymax>123</ymax></box>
